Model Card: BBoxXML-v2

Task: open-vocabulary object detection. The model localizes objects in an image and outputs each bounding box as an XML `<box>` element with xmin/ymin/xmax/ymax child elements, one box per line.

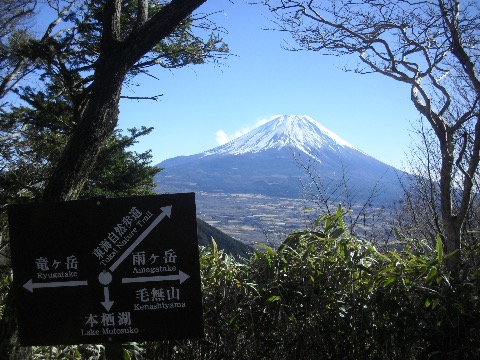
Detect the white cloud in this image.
<box><xmin>215</xmin><ymin>130</ymin><xmax>231</xmax><ymax>145</ymax></box>
<box><xmin>215</xmin><ymin>116</ymin><xmax>276</xmax><ymax>145</ymax></box>
<box><xmin>215</xmin><ymin>128</ymin><xmax>250</xmax><ymax>145</ymax></box>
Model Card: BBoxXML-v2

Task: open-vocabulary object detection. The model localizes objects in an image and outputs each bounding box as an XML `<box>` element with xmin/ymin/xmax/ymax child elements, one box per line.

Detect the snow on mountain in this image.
<box><xmin>202</xmin><ymin>115</ymin><xmax>357</xmax><ymax>160</ymax></box>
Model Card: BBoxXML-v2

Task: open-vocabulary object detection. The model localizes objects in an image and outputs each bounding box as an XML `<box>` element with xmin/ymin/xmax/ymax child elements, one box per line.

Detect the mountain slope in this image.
<box><xmin>197</xmin><ymin>218</ymin><xmax>252</xmax><ymax>259</ymax></box>
<box><xmin>155</xmin><ymin>115</ymin><xmax>404</xmax><ymax>203</ymax></box>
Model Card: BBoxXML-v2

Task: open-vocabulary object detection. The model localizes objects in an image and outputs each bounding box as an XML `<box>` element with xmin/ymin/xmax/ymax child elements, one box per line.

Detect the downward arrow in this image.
<box><xmin>109</xmin><ymin>205</ymin><xmax>172</xmax><ymax>272</ymax></box>
<box><xmin>101</xmin><ymin>286</ymin><xmax>114</xmax><ymax>311</ymax></box>
<box><xmin>23</xmin><ymin>279</ymin><xmax>88</xmax><ymax>293</ymax></box>
<box><xmin>122</xmin><ymin>271</ymin><xmax>190</xmax><ymax>284</ymax></box>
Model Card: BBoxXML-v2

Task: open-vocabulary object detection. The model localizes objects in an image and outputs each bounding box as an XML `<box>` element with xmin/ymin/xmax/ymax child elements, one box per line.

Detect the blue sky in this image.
<box><xmin>118</xmin><ymin>0</ymin><xmax>421</xmax><ymax>170</ymax></box>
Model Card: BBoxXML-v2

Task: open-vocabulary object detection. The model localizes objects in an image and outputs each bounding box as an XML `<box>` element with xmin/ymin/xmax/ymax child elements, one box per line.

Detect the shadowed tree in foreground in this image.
<box><xmin>0</xmin><ymin>1</ymin><xmax>230</xmax><ymax>357</ymax></box>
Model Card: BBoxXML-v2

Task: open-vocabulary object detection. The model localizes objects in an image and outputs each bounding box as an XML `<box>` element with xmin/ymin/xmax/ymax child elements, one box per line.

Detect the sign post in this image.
<box><xmin>8</xmin><ymin>193</ymin><xmax>204</xmax><ymax>346</ymax></box>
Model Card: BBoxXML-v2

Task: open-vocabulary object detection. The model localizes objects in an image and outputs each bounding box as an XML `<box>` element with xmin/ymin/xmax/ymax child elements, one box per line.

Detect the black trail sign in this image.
<box><xmin>8</xmin><ymin>193</ymin><xmax>204</xmax><ymax>346</ymax></box>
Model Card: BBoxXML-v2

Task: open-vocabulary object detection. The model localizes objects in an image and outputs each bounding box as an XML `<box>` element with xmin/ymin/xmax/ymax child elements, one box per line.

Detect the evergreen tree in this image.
<box><xmin>0</xmin><ymin>1</ymin><xmax>227</xmax><ymax>357</ymax></box>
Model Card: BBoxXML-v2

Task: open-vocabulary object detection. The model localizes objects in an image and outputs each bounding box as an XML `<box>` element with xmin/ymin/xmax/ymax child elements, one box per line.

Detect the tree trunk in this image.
<box><xmin>443</xmin><ymin>216</ymin><xmax>462</xmax><ymax>270</ymax></box>
<box><xmin>42</xmin><ymin>54</ymin><xmax>127</xmax><ymax>201</ymax></box>
<box><xmin>439</xmin><ymin>132</ymin><xmax>462</xmax><ymax>271</ymax></box>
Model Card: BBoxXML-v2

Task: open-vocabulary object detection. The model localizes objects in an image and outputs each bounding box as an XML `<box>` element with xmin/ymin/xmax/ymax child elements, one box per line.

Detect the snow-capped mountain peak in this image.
<box><xmin>156</xmin><ymin>113</ymin><xmax>404</xmax><ymax>206</ymax></box>
<box><xmin>202</xmin><ymin>115</ymin><xmax>356</xmax><ymax>158</ymax></box>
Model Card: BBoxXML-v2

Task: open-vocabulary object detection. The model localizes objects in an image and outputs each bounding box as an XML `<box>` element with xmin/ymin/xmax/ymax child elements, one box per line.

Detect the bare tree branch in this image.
<box><xmin>264</xmin><ymin>0</ymin><xmax>480</xmax><ymax>268</ymax></box>
<box><xmin>137</xmin><ymin>0</ymin><xmax>148</xmax><ymax>27</ymax></box>
<box><xmin>120</xmin><ymin>94</ymin><xmax>163</xmax><ymax>101</ymax></box>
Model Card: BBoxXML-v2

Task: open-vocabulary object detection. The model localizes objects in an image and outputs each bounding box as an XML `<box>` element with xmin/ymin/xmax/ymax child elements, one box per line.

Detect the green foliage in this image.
<box><xmin>81</xmin><ymin>127</ymin><xmax>160</xmax><ymax>198</ymax></box>
<box><xmin>0</xmin><ymin>84</ymin><xmax>161</xmax><ymax>206</ymax></box>
<box><xmin>22</xmin><ymin>1</ymin><xmax>229</xmax><ymax>93</ymax></box>
<box><xmin>17</xmin><ymin>208</ymin><xmax>480</xmax><ymax>359</ymax></box>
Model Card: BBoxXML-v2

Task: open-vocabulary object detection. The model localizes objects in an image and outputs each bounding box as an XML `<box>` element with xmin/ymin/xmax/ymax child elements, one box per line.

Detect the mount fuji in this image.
<box><xmin>155</xmin><ymin>115</ymin><xmax>404</xmax><ymax>204</ymax></box>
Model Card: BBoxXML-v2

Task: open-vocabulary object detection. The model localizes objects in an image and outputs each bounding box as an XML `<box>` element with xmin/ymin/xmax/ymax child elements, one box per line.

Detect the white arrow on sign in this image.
<box><xmin>101</xmin><ymin>286</ymin><xmax>114</xmax><ymax>311</ymax></box>
<box><xmin>23</xmin><ymin>279</ymin><xmax>88</xmax><ymax>293</ymax></box>
<box><xmin>109</xmin><ymin>205</ymin><xmax>172</xmax><ymax>273</ymax></box>
<box><xmin>122</xmin><ymin>270</ymin><xmax>190</xmax><ymax>284</ymax></box>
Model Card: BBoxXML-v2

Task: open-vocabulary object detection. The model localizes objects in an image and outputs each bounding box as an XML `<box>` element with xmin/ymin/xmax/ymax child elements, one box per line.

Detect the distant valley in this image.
<box><xmin>194</xmin><ymin>191</ymin><xmax>314</xmax><ymax>246</ymax></box>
